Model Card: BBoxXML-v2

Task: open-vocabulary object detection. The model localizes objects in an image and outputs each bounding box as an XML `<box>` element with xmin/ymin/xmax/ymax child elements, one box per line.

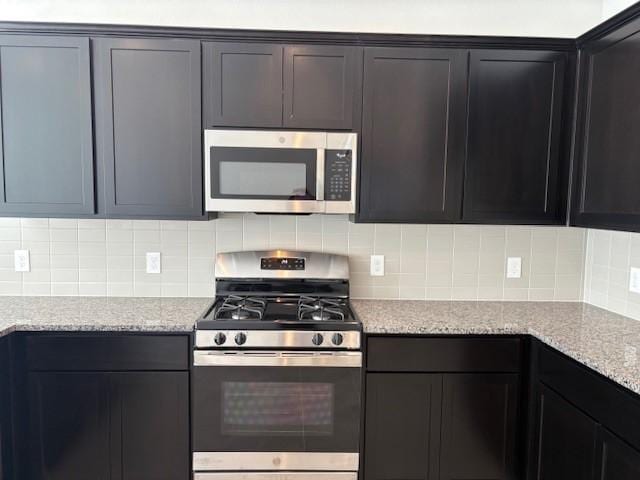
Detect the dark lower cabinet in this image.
<box><xmin>597</xmin><ymin>428</ymin><xmax>640</xmax><ymax>480</ymax></box>
<box><xmin>27</xmin><ymin>371</ymin><xmax>189</xmax><ymax>480</ymax></box>
<box><xmin>440</xmin><ymin>374</ymin><xmax>518</xmax><ymax>480</ymax></box>
<box><xmin>365</xmin><ymin>374</ymin><xmax>441</xmax><ymax>480</ymax></box>
<box><xmin>364</xmin><ymin>337</ymin><xmax>522</xmax><ymax>480</ymax></box>
<box><xmin>93</xmin><ymin>37</ymin><xmax>203</xmax><ymax>219</ymax></box>
<box><xmin>463</xmin><ymin>49</ymin><xmax>568</xmax><ymax>224</ymax></box>
<box><xmin>534</xmin><ymin>384</ymin><xmax>598</xmax><ymax>480</ymax></box>
<box><xmin>0</xmin><ymin>337</ymin><xmax>10</xmax><ymax>480</ymax></box>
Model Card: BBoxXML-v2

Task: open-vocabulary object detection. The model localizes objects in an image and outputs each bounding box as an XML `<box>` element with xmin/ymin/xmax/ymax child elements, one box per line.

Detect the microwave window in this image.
<box><xmin>222</xmin><ymin>381</ymin><xmax>334</xmax><ymax>436</ymax></box>
<box><xmin>219</xmin><ymin>162</ymin><xmax>308</xmax><ymax>197</ymax></box>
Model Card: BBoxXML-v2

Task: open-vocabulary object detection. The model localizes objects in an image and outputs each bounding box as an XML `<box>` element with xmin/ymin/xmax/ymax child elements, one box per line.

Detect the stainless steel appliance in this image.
<box><xmin>192</xmin><ymin>250</ymin><xmax>362</xmax><ymax>480</ymax></box>
<box><xmin>204</xmin><ymin>130</ymin><xmax>357</xmax><ymax>214</ymax></box>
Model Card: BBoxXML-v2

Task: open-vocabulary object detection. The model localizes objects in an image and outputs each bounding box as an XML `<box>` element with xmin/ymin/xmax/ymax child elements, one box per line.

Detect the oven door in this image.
<box><xmin>192</xmin><ymin>351</ymin><xmax>362</xmax><ymax>472</ymax></box>
<box><xmin>204</xmin><ymin>130</ymin><xmax>326</xmax><ymax>214</ymax></box>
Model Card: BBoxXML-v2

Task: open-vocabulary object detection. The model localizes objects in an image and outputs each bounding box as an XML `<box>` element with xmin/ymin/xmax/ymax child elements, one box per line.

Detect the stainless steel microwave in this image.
<box><xmin>204</xmin><ymin>130</ymin><xmax>357</xmax><ymax>214</ymax></box>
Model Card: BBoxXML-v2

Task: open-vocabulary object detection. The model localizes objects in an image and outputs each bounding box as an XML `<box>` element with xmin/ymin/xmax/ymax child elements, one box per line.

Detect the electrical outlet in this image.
<box><xmin>629</xmin><ymin>267</ymin><xmax>640</xmax><ymax>294</ymax></box>
<box><xmin>506</xmin><ymin>257</ymin><xmax>522</xmax><ymax>279</ymax></box>
<box><xmin>370</xmin><ymin>255</ymin><xmax>385</xmax><ymax>276</ymax></box>
<box><xmin>14</xmin><ymin>250</ymin><xmax>30</xmax><ymax>272</ymax></box>
<box><xmin>146</xmin><ymin>252</ymin><xmax>161</xmax><ymax>274</ymax></box>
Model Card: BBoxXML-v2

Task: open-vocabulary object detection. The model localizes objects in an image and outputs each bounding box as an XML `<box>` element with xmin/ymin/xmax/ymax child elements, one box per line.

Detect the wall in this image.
<box><xmin>583</xmin><ymin>228</ymin><xmax>640</xmax><ymax>320</ymax></box>
<box><xmin>0</xmin><ymin>215</ymin><xmax>586</xmax><ymax>300</ymax></box>
<box><xmin>602</xmin><ymin>0</ymin><xmax>638</xmax><ymax>19</ymax></box>
<box><xmin>0</xmin><ymin>0</ymin><xmax>605</xmax><ymax>38</ymax></box>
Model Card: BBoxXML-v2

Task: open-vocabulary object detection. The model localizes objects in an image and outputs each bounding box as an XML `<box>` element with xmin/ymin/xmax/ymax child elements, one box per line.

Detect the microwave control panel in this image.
<box><xmin>325</xmin><ymin>150</ymin><xmax>352</xmax><ymax>201</ymax></box>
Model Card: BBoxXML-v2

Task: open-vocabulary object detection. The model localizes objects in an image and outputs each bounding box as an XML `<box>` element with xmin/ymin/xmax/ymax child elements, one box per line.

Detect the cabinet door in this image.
<box><xmin>283</xmin><ymin>45</ymin><xmax>361</xmax><ymax>129</ymax></box>
<box><xmin>94</xmin><ymin>38</ymin><xmax>203</xmax><ymax>218</ymax></box>
<box><xmin>596</xmin><ymin>429</ymin><xmax>640</xmax><ymax>480</ymax></box>
<box><xmin>359</xmin><ymin>47</ymin><xmax>467</xmax><ymax>223</ymax></box>
<box><xmin>572</xmin><ymin>17</ymin><xmax>640</xmax><ymax>231</ymax></box>
<box><xmin>203</xmin><ymin>42</ymin><xmax>283</xmax><ymax>127</ymax></box>
<box><xmin>28</xmin><ymin>372</ymin><xmax>111</xmax><ymax>480</ymax></box>
<box><xmin>0</xmin><ymin>35</ymin><xmax>94</xmax><ymax>215</ymax></box>
<box><xmin>535</xmin><ymin>384</ymin><xmax>597</xmax><ymax>480</ymax></box>
<box><xmin>113</xmin><ymin>372</ymin><xmax>189</xmax><ymax>480</ymax></box>
<box><xmin>364</xmin><ymin>373</ymin><xmax>442</xmax><ymax>480</ymax></box>
<box><xmin>464</xmin><ymin>50</ymin><xmax>567</xmax><ymax>224</ymax></box>
<box><xmin>0</xmin><ymin>337</ymin><xmax>9</xmax><ymax>480</ymax></box>
<box><xmin>439</xmin><ymin>374</ymin><xmax>518</xmax><ymax>480</ymax></box>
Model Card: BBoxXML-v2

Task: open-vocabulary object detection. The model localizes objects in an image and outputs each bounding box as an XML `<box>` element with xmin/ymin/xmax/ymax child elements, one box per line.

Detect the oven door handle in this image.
<box><xmin>193</xmin><ymin>350</ymin><xmax>362</xmax><ymax>367</ymax></box>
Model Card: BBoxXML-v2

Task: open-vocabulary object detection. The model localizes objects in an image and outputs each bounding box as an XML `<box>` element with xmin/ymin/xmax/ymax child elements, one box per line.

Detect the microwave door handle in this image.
<box><xmin>316</xmin><ymin>149</ymin><xmax>325</xmax><ymax>201</ymax></box>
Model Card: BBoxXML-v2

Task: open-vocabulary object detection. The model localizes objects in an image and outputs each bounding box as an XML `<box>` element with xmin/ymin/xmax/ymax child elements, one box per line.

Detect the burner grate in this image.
<box><xmin>215</xmin><ymin>295</ymin><xmax>266</xmax><ymax>321</ymax></box>
<box><xmin>298</xmin><ymin>296</ymin><xmax>346</xmax><ymax>322</ymax></box>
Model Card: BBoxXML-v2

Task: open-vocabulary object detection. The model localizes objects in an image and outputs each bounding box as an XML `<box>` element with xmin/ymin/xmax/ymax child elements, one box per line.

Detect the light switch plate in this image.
<box><xmin>370</xmin><ymin>255</ymin><xmax>385</xmax><ymax>276</ymax></box>
<box><xmin>506</xmin><ymin>257</ymin><xmax>522</xmax><ymax>279</ymax></box>
<box><xmin>629</xmin><ymin>267</ymin><xmax>640</xmax><ymax>294</ymax></box>
<box><xmin>146</xmin><ymin>252</ymin><xmax>161</xmax><ymax>274</ymax></box>
<box><xmin>14</xmin><ymin>249</ymin><xmax>30</xmax><ymax>272</ymax></box>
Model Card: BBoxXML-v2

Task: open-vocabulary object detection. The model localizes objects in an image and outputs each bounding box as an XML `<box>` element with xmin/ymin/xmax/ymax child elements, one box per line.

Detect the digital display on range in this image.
<box><xmin>260</xmin><ymin>257</ymin><xmax>305</xmax><ymax>270</ymax></box>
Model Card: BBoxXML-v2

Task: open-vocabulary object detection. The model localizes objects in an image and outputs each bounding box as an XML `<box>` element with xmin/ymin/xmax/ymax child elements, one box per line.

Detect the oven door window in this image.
<box><xmin>193</xmin><ymin>365</ymin><xmax>361</xmax><ymax>453</ymax></box>
<box><xmin>210</xmin><ymin>147</ymin><xmax>317</xmax><ymax>200</ymax></box>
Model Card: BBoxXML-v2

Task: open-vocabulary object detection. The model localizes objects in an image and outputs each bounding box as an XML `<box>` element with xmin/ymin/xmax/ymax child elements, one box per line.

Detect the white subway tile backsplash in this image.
<box><xmin>0</xmin><ymin>214</ymin><xmax>586</xmax><ymax>301</ymax></box>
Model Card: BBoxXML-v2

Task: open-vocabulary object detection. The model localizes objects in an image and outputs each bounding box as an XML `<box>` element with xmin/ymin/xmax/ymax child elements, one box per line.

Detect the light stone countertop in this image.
<box><xmin>352</xmin><ymin>300</ymin><xmax>640</xmax><ymax>396</ymax></box>
<box><xmin>0</xmin><ymin>296</ymin><xmax>211</xmax><ymax>337</ymax></box>
<box><xmin>0</xmin><ymin>297</ymin><xmax>638</xmax><ymax>396</ymax></box>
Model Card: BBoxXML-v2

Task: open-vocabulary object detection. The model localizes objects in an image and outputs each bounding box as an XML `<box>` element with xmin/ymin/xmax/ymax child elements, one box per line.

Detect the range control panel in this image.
<box><xmin>325</xmin><ymin>149</ymin><xmax>353</xmax><ymax>201</ymax></box>
<box><xmin>260</xmin><ymin>257</ymin><xmax>306</xmax><ymax>270</ymax></box>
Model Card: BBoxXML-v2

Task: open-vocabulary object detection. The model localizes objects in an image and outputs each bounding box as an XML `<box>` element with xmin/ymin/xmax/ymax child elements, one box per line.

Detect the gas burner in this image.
<box><xmin>298</xmin><ymin>296</ymin><xmax>346</xmax><ymax>322</ymax></box>
<box><xmin>215</xmin><ymin>295</ymin><xmax>266</xmax><ymax>321</ymax></box>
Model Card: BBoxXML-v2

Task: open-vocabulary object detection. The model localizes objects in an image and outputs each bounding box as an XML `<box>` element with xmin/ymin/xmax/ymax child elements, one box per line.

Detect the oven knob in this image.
<box><xmin>332</xmin><ymin>333</ymin><xmax>344</xmax><ymax>346</ymax></box>
<box><xmin>312</xmin><ymin>333</ymin><xmax>324</xmax><ymax>346</ymax></box>
<box><xmin>214</xmin><ymin>332</ymin><xmax>227</xmax><ymax>345</ymax></box>
<box><xmin>235</xmin><ymin>332</ymin><xmax>247</xmax><ymax>345</ymax></box>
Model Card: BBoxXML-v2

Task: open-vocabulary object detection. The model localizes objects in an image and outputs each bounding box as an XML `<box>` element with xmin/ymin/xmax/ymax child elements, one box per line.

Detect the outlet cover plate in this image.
<box><xmin>506</xmin><ymin>257</ymin><xmax>522</xmax><ymax>279</ymax></box>
<box><xmin>146</xmin><ymin>252</ymin><xmax>161</xmax><ymax>274</ymax></box>
<box><xmin>370</xmin><ymin>255</ymin><xmax>385</xmax><ymax>276</ymax></box>
<box><xmin>629</xmin><ymin>267</ymin><xmax>640</xmax><ymax>294</ymax></box>
<box><xmin>14</xmin><ymin>250</ymin><xmax>30</xmax><ymax>272</ymax></box>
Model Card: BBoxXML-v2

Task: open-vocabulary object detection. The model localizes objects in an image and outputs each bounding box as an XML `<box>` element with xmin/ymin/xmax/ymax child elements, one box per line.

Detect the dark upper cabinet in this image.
<box><xmin>203</xmin><ymin>42</ymin><xmax>361</xmax><ymax>130</ymax></box>
<box><xmin>93</xmin><ymin>38</ymin><xmax>203</xmax><ymax>219</ymax></box>
<box><xmin>283</xmin><ymin>45</ymin><xmax>361</xmax><ymax>129</ymax></box>
<box><xmin>358</xmin><ymin>47</ymin><xmax>467</xmax><ymax>223</ymax></box>
<box><xmin>203</xmin><ymin>42</ymin><xmax>283</xmax><ymax>128</ymax></box>
<box><xmin>439</xmin><ymin>374</ymin><xmax>518</xmax><ymax>480</ymax></box>
<box><xmin>463</xmin><ymin>49</ymin><xmax>568</xmax><ymax>224</ymax></box>
<box><xmin>534</xmin><ymin>384</ymin><xmax>598</xmax><ymax>480</ymax></box>
<box><xmin>0</xmin><ymin>35</ymin><xmax>94</xmax><ymax>216</ymax></box>
<box><xmin>572</xmin><ymin>16</ymin><xmax>640</xmax><ymax>232</ymax></box>
<box><xmin>597</xmin><ymin>428</ymin><xmax>640</xmax><ymax>480</ymax></box>
<box><xmin>364</xmin><ymin>373</ymin><xmax>442</xmax><ymax>480</ymax></box>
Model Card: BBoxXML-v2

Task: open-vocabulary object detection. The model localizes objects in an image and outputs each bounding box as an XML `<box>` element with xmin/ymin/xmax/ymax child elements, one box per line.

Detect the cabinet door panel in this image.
<box><xmin>114</xmin><ymin>372</ymin><xmax>189</xmax><ymax>480</ymax></box>
<box><xmin>572</xmin><ymin>17</ymin><xmax>640</xmax><ymax>231</ymax></box>
<box><xmin>359</xmin><ymin>47</ymin><xmax>466</xmax><ymax>223</ymax></box>
<box><xmin>204</xmin><ymin>42</ymin><xmax>283</xmax><ymax>127</ymax></box>
<box><xmin>364</xmin><ymin>373</ymin><xmax>441</xmax><ymax>480</ymax></box>
<box><xmin>94</xmin><ymin>38</ymin><xmax>202</xmax><ymax>218</ymax></box>
<box><xmin>464</xmin><ymin>50</ymin><xmax>566</xmax><ymax>224</ymax></box>
<box><xmin>439</xmin><ymin>374</ymin><xmax>518</xmax><ymax>480</ymax></box>
<box><xmin>283</xmin><ymin>45</ymin><xmax>361</xmax><ymax>129</ymax></box>
<box><xmin>597</xmin><ymin>429</ymin><xmax>640</xmax><ymax>480</ymax></box>
<box><xmin>535</xmin><ymin>384</ymin><xmax>597</xmax><ymax>480</ymax></box>
<box><xmin>28</xmin><ymin>372</ymin><xmax>111</xmax><ymax>480</ymax></box>
<box><xmin>0</xmin><ymin>35</ymin><xmax>94</xmax><ymax>215</ymax></box>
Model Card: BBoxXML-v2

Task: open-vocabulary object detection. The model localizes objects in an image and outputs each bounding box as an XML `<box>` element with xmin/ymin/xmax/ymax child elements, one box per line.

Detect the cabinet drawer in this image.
<box><xmin>26</xmin><ymin>334</ymin><xmax>189</xmax><ymax>371</ymax></box>
<box><xmin>367</xmin><ymin>336</ymin><xmax>521</xmax><ymax>372</ymax></box>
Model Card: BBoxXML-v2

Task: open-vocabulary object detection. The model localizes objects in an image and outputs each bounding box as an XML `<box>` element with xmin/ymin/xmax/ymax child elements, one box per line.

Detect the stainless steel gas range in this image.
<box><xmin>192</xmin><ymin>250</ymin><xmax>363</xmax><ymax>480</ymax></box>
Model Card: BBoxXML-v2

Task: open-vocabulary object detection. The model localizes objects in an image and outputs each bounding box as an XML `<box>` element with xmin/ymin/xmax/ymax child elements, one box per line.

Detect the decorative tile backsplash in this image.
<box><xmin>0</xmin><ymin>214</ymin><xmax>586</xmax><ymax>300</ymax></box>
<box><xmin>584</xmin><ymin>228</ymin><xmax>640</xmax><ymax>320</ymax></box>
